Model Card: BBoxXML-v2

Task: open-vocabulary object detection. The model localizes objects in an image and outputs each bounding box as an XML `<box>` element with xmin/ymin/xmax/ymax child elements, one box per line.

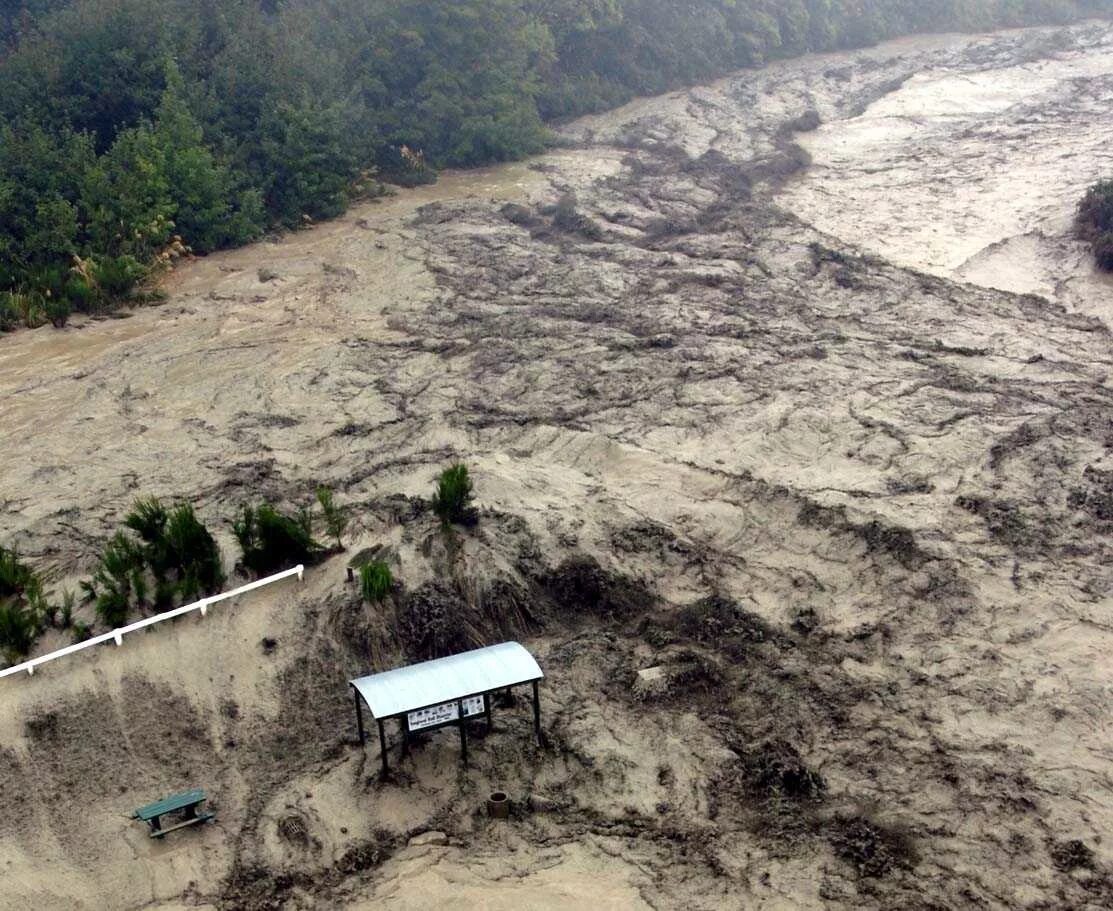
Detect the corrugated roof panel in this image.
<box><xmin>351</xmin><ymin>641</ymin><xmax>543</xmax><ymax>719</ymax></box>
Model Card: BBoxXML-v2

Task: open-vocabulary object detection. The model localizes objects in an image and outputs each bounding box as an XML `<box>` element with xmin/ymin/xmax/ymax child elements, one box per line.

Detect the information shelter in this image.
<box><xmin>349</xmin><ymin>642</ymin><xmax>544</xmax><ymax>774</ymax></box>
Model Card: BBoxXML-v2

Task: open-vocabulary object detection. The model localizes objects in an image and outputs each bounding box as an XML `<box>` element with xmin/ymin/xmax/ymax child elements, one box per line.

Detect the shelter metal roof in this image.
<box><xmin>351</xmin><ymin>642</ymin><xmax>543</xmax><ymax>719</ymax></box>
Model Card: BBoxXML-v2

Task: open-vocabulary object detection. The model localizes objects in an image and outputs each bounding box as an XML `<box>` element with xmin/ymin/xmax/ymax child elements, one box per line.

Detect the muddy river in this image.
<box><xmin>1</xmin><ymin>20</ymin><xmax>1112</xmax><ymax>911</ymax></box>
<box><xmin>781</xmin><ymin>24</ymin><xmax>1113</xmax><ymax>318</ymax></box>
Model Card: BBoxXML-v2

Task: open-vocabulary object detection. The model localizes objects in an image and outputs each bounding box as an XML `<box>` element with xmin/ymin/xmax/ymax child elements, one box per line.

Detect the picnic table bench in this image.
<box><xmin>132</xmin><ymin>789</ymin><xmax>214</xmax><ymax>838</ymax></box>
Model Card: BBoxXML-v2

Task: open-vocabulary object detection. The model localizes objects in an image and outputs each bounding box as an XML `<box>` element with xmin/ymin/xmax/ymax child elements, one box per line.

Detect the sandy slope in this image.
<box><xmin>2</xmin><ymin>21</ymin><xmax>1113</xmax><ymax>911</ymax></box>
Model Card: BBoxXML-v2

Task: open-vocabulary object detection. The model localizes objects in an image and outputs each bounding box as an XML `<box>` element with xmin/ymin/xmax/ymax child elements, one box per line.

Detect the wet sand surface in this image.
<box><xmin>1</xmin><ymin>21</ymin><xmax>1112</xmax><ymax>911</ymax></box>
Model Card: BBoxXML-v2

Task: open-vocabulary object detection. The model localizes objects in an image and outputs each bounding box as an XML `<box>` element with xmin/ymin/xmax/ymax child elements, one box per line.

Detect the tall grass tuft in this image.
<box><xmin>360</xmin><ymin>561</ymin><xmax>393</xmax><ymax>603</ymax></box>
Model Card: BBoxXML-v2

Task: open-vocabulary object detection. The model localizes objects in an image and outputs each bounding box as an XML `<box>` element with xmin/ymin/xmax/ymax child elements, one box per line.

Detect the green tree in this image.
<box><xmin>316</xmin><ymin>486</ymin><xmax>348</xmax><ymax>549</ymax></box>
<box><xmin>0</xmin><ymin>122</ymin><xmax>94</xmax><ymax>281</ymax></box>
<box><xmin>83</xmin><ymin>123</ymin><xmax>175</xmax><ymax>260</ymax></box>
<box><xmin>431</xmin><ymin>463</ymin><xmax>478</xmax><ymax>527</ymax></box>
<box><xmin>153</xmin><ymin>62</ymin><xmax>263</xmax><ymax>252</ymax></box>
<box><xmin>254</xmin><ymin>101</ymin><xmax>360</xmax><ymax>227</ymax></box>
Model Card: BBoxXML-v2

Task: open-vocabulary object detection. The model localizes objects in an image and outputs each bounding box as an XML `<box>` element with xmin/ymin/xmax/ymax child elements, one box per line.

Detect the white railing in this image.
<box><xmin>0</xmin><ymin>565</ymin><xmax>305</xmax><ymax>680</ymax></box>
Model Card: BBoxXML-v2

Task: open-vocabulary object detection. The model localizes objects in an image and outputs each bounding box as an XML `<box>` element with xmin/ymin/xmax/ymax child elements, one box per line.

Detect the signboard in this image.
<box><xmin>407</xmin><ymin>695</ymin><xmax>485</xmax><ymax>732</ymax></box>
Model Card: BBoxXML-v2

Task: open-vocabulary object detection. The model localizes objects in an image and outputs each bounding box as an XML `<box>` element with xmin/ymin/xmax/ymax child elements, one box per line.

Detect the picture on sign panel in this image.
<box><xmin>407</xmin><ymin>695</ymin><xmax>485</xmax><ymax>731</ymax></box>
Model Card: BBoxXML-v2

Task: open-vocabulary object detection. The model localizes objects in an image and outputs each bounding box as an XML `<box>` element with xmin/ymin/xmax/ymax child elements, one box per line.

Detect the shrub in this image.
<box><xmin>1050</xmin><ymin>838</ymin><xmax>1095</xmax><ymax>872</ymax></box>
<box><xmin>542</xmin><ymin>555</ymin><xmax>650</xmax><ymax>620</ymax></box>
<box><xmin>93</xmin><ymin>531</ymin><xmax>145</xmax><ymax>626</ymax></box>
<box><xmin>549</xmin><ymin>193</ymin><xmax>605</xmax><ymax>241</ymax></box>
<box><xmin>91</xmin><ymin>498</ymin><xmax>222</xmax><ymax>626</ymax></box>
<box><xmin>93</xmin><ymin>255</ymin><xmax>147</xmax><ymax>299</ymax></box>
<box><xmin>431</xmin><ymin>463</ymin><xmax>478</xmax><ymax>527</ymax></box>
<box><xmin>1078</xmin><ymin>179</ymin><xmax>1113</xmax><ymax>271</ymax></box>
<box><xmin>360</xmin><ymin>561</ymin><xmax>393</xmax><ymax>603</ymax></box>
<box><xmin>45</xmin><ymin>295</ymin><xmax>71</xmax><ymax>327</ymax></box>
<box><xmin>120</xmin><ymin>498</ymin><xmax>224</xmax><ymax>604</ymax></box>
<box><xmin>0</xmin><ymin>600</ymin><xmax>38</xmax><ymax>660</ymax></box>
<box><xmin>0</xmin><ymin>545</ymin><xmax>36</xmax><ymax>598</ymax></box>
<box><xmin>316</xmin><ymin>486</ymin><xmax>347</xmax><ymax>548</ymax></box>
<box><xmin>829</xmin><ymin>814</ymin><xmax>918</xmax><ymax>878</ymax></box>
<box><xmin>8</xmin><ymin>291</ymin><xmax>44</xmax><ymax>328</ymax></box>
<box><xmin>676</xmin><ymin>595</ymin><xmax>773</xmax><ymax>658</ymax></box>
<box><xmin>397</xmin><ymin>581</ymin><xmax>474</xmax><ymax>660</ymax></box>
<box><xmin>1091</xmin><ymin>232</ymin><xmax>1113</xmax><ymax>272</ymax></box>
<box><xmin>64</xmin><ymin>275</ymin><xmax>96</xmax><ymax>312</ymax></box>
<box><xmin>59</xmin><ymin>590</ymin><xmax>75</xmax><ymax>629</ymax></box>
<box><xmin>0</xmin><ymin>546</ymin><xmax>43</xmax><ymax>661</ymax></box>
<box><xmin>164</xmin><ymin>503</ymin><xmax>225</xmax><ymax>599</ymax></box>
<box><xmin>0</xmin><ymin>293</ymin><xmax>18</xmax><ymax>332</ymax></box>
<box><xmin>234</xmin><ymin>502</ymin><xmax>323</xmax><ymax>577</ymax></box>
<box><xmin>124</xmin><ymin>497</ymin><xmax>168</xmax><ymax>544</ymax></box>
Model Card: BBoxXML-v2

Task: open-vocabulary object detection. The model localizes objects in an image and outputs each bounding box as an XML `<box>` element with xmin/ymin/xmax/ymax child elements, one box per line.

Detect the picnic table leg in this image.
<box><xmin>149</xmin><ymin>814</ymin><xmax>162</xmax><ymax>834</ymax></box>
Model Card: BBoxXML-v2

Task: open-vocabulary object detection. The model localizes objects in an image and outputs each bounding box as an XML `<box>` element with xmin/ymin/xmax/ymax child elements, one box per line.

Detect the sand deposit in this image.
<box><xmin>1</xmin><ymin>20</ymin><xmax>1112</xmax><ymax>911</ymax></box>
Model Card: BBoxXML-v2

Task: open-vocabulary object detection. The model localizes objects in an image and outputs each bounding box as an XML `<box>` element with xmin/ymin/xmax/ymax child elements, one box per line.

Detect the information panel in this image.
<box><xmin>407</xmin><ymin>695</ymin><xmax>485</xmax><ymax>731</ymax></box>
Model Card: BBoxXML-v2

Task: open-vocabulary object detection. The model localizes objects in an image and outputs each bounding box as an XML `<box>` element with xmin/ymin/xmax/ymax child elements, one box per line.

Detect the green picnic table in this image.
<box><xmin>132</xmin><ymin>789</ymin><xmax>214</xmax><ymax>838</ymax></box>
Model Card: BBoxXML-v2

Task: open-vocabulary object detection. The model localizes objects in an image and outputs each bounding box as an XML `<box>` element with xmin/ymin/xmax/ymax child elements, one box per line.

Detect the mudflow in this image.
<box><xmin>1</xmin><ymin>20</ymin><xmax>1112</xmax><ymax>911</ymax></box>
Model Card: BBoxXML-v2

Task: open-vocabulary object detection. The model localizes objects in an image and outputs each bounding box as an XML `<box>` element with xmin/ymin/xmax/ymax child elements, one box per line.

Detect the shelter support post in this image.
<box><xmin>484</xmin><ymin>693</ymin><xmax>493</xmax><ymax>733</ymax></box>
<box><xmin>377</xmin><ymin>719</ymin><xmax>388</xmax><ymax>776</ymax></box>
<box><xmin>353</xmin><ymin>687</ymin><xmax>365</xmax><ymax>746</ymax></box>
<box><xmin>532</xmin><ymin>680</ymin><xmax>542</xmax><ymax>745</ymax></box>
<box><xmin>458</xmin><ymin>700</ymin><xmax>468</xmax><ymax>766</ymax></box>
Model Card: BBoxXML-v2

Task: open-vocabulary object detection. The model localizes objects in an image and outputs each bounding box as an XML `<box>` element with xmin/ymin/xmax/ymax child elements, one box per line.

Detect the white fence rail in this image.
<box><xmin>0</xmin><ymin>565</ymin><xmax>305</xmax><ymax>680</ymax></box>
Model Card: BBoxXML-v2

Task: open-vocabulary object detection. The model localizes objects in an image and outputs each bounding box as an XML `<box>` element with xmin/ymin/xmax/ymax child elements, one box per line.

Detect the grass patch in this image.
<box><xmin>359</xmin><ymin>561</ymin><xmax>393</xmax><ymax>603</ymax></box>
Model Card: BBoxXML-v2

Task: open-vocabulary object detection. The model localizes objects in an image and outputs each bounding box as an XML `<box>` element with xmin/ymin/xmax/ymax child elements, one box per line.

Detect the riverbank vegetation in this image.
<box><xmin>1078</xmin><ymin>179</ymin><xmax>1113</xmax><ymax>270</ymax></box>
<box><xmin>1</xmin><ymin>0</ymin><xmax>1109</xmax><ymax>330</ymax></box>
<box><xmin>0</xmin><ymin>463</ymin><xmax>476</xmax><ymax>663</ymax></box>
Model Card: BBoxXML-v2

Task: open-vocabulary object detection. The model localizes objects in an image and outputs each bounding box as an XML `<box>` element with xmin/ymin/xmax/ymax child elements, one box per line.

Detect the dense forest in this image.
<box><xmin>2</xmin><ymin>0</ymin><xmax>1111</xmax><ymax>330</ymax></box>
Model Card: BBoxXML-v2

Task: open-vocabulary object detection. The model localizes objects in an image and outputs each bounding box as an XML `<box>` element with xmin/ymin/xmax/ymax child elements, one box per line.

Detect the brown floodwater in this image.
<box><xmin>780</xmin><ymin>26</ymin><xmax>1113</xmax><ymax>319</ymax></box>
